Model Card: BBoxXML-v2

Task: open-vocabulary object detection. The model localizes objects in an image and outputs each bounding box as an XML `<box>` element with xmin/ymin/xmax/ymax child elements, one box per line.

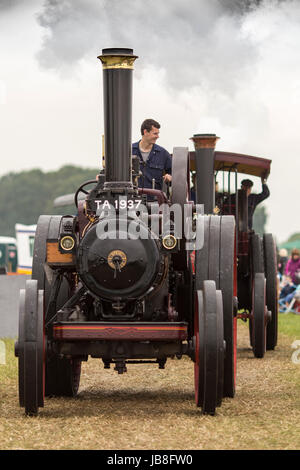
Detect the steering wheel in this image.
<box><xmin>74</xmin><ymin>180</ymin><xmax>97</xmax><ymax>208</ymax></box>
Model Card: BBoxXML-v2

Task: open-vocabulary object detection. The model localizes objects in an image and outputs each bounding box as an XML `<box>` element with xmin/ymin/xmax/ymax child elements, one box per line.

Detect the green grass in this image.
<box><xmin>0</xmin><ymin>339</ymin><xmax>17</xmax><ymax>382</ymax></box>
<box><xmin>1</xmin><ymin>323</ymin><xmax>300</xmax><ymax>450</ymax></box>
<box><xmin>278</xmin><ymin>313</ymin><xmax>300</xmax><ymax>340</ymax></box>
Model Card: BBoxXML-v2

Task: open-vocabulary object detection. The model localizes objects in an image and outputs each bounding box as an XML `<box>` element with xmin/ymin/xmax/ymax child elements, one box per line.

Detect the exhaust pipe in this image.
<box><xmin>190</xmin><ymin>133</ymin><xmax>219</xmax><ymax>213</ymax></box>
<box><xmin>98</xmin><ymin>48</ymin><xmax>138</xmax><ymax>186</ymax></box>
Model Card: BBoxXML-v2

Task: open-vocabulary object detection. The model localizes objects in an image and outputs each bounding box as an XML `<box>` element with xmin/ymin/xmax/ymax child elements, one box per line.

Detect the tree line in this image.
<box><xmin>0</xmin><ymin>165</ymin><xmax>99</xmax><ymax>237</ymax></box>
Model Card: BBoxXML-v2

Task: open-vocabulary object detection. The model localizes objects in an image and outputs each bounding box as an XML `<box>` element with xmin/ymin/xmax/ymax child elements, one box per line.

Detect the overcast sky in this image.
<box><xmin>0</xmin><ymin>0</ymin><xmax>299</xmax><ymax>242</ymax></box>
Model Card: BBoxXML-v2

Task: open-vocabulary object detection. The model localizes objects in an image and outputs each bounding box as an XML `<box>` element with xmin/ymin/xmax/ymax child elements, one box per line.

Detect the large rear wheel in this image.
<box><xmin>170</xmin><ymin>146</ymin><xmax>190</xmax><ymax>271</ymax></box>
<box><xmin>45</xmin><ymin>356</ymin><xmax>81</xmax><ymax>397</ymax></box>
<box><xmin>249</xmin><ymin>233</ymin><xmax>265</xmax><ymax>347</ymax></box>
<box><xmin>263</xmin><ymin>233</ymin><xmax>278</xmax><ymax>350</ymax></box>
<box><xmin>251</xmin><ymin>273</ymin><xmax>267</xmax><ymax>358</ymax></box>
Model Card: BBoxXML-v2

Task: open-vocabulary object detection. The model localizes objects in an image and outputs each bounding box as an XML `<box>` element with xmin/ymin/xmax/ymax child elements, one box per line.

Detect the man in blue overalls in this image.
<box><xmin>132</xmin><ymin>119</ymin><xmax>172</xmax><ymax>191</ymax></box>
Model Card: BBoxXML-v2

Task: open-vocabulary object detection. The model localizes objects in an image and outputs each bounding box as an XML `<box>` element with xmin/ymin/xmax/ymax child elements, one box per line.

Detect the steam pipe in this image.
<box><xmin>98</xmin><ymin>48</ymin><xmax>138</xmax><ymax>185</ymax></box>
<box><xmin>190</xmin><ymin>134</ymin><xmax>219</xmax><ymax>214</ymax></box>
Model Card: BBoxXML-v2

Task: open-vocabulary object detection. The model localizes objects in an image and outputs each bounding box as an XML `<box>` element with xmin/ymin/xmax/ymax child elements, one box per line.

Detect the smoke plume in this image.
<box><xmin>35</xmin><ymin>0</ymin><xmax>274</xmax><ymax>95</ymax></box>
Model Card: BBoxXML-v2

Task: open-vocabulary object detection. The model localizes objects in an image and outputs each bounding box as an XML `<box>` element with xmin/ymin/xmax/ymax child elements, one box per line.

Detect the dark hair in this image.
<box><xmin>241</xmin><ymin>179</ymin><xmax>253</xmax><ymax>188</ymax></box>
<box><xmin>141</xmin><ymin>119</ymin><xmax>160</xmax><ymax>135</ymax></box>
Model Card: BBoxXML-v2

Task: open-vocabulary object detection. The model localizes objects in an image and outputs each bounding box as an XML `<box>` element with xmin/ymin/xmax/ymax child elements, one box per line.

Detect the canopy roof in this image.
<box><xmin>189</xmin><ymin>151</ymin><xmax>272</xmax><ymax>179</ymax></box>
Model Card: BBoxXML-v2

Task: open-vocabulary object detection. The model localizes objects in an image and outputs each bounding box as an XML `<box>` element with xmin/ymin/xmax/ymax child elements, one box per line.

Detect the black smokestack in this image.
<box><xmin>190</xmin><ymin>134</ymin><xmax>219</xmax><ymax>213</ymax></box>
<box><xmin>98</xmin><ymin>48</ymin><xmax>138</xmax><ymax>184</ymax></box>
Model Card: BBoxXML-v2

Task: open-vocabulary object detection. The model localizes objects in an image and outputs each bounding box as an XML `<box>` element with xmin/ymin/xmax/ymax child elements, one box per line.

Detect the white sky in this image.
<box><xmin>0</xmin><ymin>0</ymin><xmax>299</xmax><ymax>243</ymax></box>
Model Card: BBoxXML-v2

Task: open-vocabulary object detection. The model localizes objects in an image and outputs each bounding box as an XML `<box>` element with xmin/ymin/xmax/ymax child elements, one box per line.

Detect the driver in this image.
<box><xmin>132</xmin><ymin>119</ymin><xmax>172</xmax><ymax>190</ymax></box>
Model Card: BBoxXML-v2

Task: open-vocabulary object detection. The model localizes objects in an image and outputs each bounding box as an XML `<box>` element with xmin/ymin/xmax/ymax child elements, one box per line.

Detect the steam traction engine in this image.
<box><xmin>15</xmin><ymin>48</ymin><xmax>237</xmax><ymax>416</ymax></box>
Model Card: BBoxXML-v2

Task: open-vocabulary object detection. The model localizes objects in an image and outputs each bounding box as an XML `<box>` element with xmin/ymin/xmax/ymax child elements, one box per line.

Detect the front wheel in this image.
<box><xmin>17</xmin><ymin>280</ymin><xmax>45</xmax><ymax>416</ymax></box>
<box><xmin>31</xmin><ymin>215</ymin><xmax>81</xmax><ymax>397</ymax></box>
<box><xmin>194</xmin><ymin>281</ymin><xmax>225</xmax><ymax>415</ymax></box>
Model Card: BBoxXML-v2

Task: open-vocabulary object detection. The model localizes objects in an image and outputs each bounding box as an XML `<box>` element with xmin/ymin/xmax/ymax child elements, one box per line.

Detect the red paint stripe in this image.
<box><xmin>53</xmin><ymin>325</ymin><xmax>187</xmax><ymax>331</ymax></box>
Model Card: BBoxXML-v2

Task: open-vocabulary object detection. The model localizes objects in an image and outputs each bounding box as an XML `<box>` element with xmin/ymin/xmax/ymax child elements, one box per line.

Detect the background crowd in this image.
<box><xmin>277</xmin><ymin>248</ymin><xmax>300</xmax><ymax>313</ymax></box>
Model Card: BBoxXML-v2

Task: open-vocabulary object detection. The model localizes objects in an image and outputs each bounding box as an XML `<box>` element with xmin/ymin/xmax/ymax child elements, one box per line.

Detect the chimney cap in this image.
<box><xmin>192</xmin><ymin>133</ymin><xmax>217</xmax><ymax>138</ymax></box>
<box><xmin>190</xmin><ymin>134</ymin><xmax>220</xmax><ymax>150</ymax></box>
<box><xmin>98</xmin><ymin>48</ymin><xmax>138</xmax><ymax>69</ymax></box>
<box><xmin>100</xmin><ymin>48</ymin><xmax>137</xmax><ymax>57</ymax></box>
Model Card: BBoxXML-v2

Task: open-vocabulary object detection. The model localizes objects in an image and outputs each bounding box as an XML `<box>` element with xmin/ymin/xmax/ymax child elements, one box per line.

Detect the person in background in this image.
<box><xmin>132</xmin><ymin>119</ymin><xmax>172</xmax><ymax>191</ymax></box>
<box><xmin>279</xmin><ymin>275</ymin><xmax>298</xmax><ymax>312</ymax></box>
<box><xmin>284</xmin><ymin>248</ymin><xmax>300</xmax><ymax>285</ymax></box>
<box><xmin>278</xmin><ymin>248</ymin><xmax>288</xmax><ymax>281</ymax></box>
<box><xmin>240</xmin><ymin>177</ymin><xmax>270</xmax><ymax>230</ymax></box>
<box><xmin>279</xmin><ymin>275</ymin><xmax>297</xmax><ymax>300</ymax></box>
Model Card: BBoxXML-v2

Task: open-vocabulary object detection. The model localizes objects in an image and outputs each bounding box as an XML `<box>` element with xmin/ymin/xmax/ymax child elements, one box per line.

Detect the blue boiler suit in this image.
<box><xmin>132</xmin><ymin>141</ymin><xmax>172</xmax><ymax>191</ymax></box>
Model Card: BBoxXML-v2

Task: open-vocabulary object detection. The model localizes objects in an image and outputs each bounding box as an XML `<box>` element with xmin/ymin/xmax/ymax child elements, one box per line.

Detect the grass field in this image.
<box><xmin>0</xmin><ymin>316</ymin><xmax>299</xmax><ymax>450</ymax></box>
<box><xmin>278</xmin><ymin>313</ymin><xmax>300</xmax><ymax>339</ymax></box>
